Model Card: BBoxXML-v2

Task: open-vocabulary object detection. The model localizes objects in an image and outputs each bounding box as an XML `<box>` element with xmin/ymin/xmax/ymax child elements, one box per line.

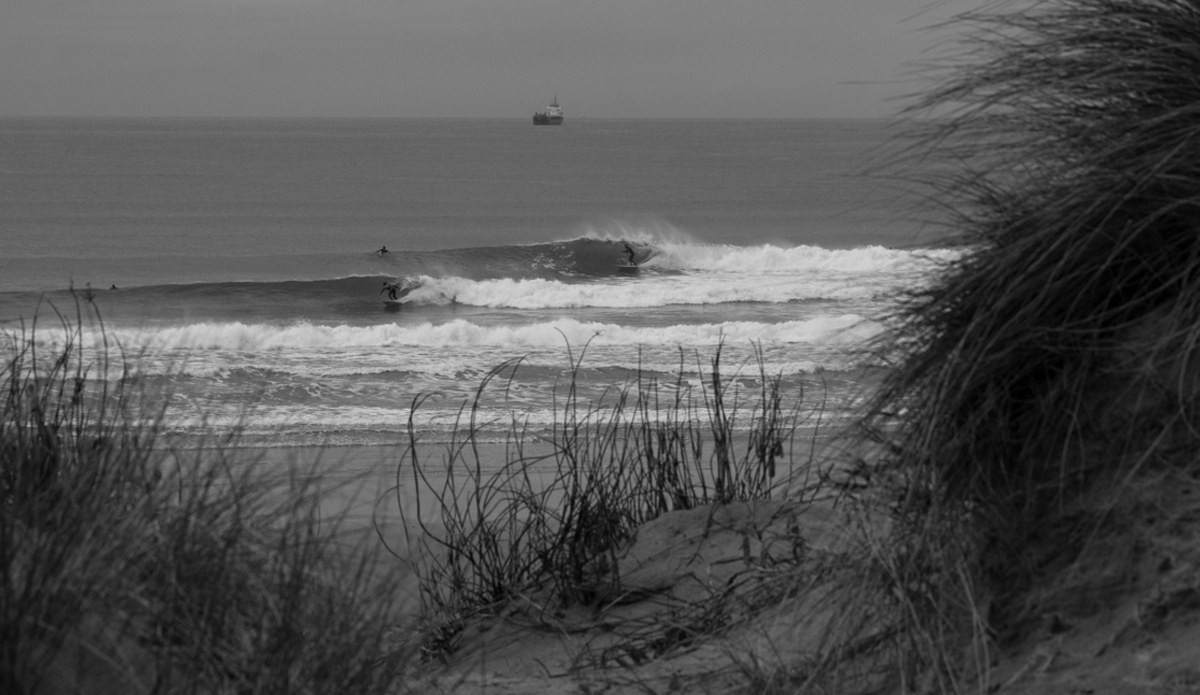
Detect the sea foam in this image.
<box><xmin>99</xmin><ymin>315</ymin><xmax>879</xmax><ymax>352</ymax></box>
<box><xmin>651</xmin><ymin>243</ymin><xmax>954</xmax><ymax>273</ymax></box>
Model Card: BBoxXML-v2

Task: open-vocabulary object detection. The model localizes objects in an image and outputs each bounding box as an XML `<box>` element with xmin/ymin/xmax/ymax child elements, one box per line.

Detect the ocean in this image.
<box><xmin>0</xmin><ymin>118</ymin><xmax>947</xmax><ymax>452</ymax></box>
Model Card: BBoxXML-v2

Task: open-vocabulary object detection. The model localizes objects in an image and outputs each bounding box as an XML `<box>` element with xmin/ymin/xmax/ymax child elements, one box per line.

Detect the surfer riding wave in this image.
<box><xmin>381</xmin><ymin>278</ymin><xmax>421</xmax><ymax>302</ymax></box>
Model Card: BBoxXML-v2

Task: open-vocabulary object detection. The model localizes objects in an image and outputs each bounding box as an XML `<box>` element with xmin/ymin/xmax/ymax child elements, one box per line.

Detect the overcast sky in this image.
<box><xmin>1</xmin><ymin>0</ymin><xmax>956</xmax><ymax>119</ymax></box>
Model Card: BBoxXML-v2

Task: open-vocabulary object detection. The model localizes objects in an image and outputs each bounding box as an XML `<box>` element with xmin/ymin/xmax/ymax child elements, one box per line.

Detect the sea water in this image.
<box><xmin>0</xmin><ymin>118</ymin><xmax>949</xmax><ymax>450</ymax></box>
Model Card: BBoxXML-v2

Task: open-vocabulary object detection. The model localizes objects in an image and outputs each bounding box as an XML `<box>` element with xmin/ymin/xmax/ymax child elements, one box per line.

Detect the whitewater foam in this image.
<box><xmin>610</xmin><ymin>241</ymin><xmax>955</xmax><ymax>273</ymax></box>
<box><xmin>96</xmin><ymin>315</ymin><xmax>878</xmax><ymax>352</ymax></box>
<box><xmin>387</xmin><ymin>243</ymin><xmax>952</xmax><ymax>309</ymax></box>
<box><xmin>161</xmin><ymin>398</ymin><xmax>859</xmax><ymax>448</ymax></box>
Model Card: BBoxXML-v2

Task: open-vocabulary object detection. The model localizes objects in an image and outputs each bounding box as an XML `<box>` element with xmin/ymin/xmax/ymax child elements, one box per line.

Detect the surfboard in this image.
<box><xmin>382</xmin><ymin>298</ymin><xmax>411</xmax><ymax>308</ymax></box>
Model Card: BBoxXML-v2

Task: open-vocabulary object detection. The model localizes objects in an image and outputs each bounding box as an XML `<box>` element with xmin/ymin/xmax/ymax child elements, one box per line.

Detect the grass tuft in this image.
<box><xmin>397</xmin><ymin>341</ymin><xmax>813</xmax><ymax>662</ymax></box>
<box><xmin>1</xmin><ymin>298</ymin><xmax>413</xmax><ymax>694</ymax></box>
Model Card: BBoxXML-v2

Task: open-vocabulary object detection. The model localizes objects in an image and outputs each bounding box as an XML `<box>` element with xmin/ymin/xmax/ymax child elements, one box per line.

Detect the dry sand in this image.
<box><xmin>247</xmin><ymin>444</ymin><xmax>1200</xmax><ymax>695</ymax></box>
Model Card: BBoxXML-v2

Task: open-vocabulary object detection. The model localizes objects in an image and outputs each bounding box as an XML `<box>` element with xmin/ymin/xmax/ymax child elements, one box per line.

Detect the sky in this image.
<box><xmin>1</xmin><ymin>0</ymin><xmax>958</xmax><ymax>119</ymax></box>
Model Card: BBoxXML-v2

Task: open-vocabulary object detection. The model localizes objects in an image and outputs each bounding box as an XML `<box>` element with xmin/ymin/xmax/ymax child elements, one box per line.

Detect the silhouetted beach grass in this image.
<box><xmin>3</xmin><ymin>299</ymin><xmax>833</xmax><ymax>692</ymax></box>
<box><xmin>1</xmin><ymin>300</ymin><xmax>412</xmax><ymax>694</ymax></box>
<box><xmin>822</xmin><ymin>0</ymin><xmax>1200</xmax><ymax>689</ymax></box>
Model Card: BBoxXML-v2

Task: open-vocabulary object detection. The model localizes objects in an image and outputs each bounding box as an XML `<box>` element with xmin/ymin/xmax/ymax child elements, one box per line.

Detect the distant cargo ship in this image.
<box><xmin>533</xmin><ymin>97</ymin><xmax>564</xmax><ymax>125</ymax></box>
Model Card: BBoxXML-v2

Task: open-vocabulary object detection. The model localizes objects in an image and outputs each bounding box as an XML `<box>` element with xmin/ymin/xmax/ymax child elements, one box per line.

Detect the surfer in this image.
<box><xmin>623</xmin><ymin>242</ymin><xmax>637</xmax><ymax>266</ymax></box>
<box><xmin>382</xmin><ymin>279</ymin><xmax>421</xmax><ymax>301</ymax></box>
<box><xmin>377</xmin><ymin>246</ymin><xmax>389</xmax><ymax>256</ymax></box>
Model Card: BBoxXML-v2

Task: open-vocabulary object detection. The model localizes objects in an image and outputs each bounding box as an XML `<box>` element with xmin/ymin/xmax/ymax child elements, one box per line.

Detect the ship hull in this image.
<box><xmin>533</xmin><ymin>98</ymin><xmax>564</xmax><ymax>125</ymax></box>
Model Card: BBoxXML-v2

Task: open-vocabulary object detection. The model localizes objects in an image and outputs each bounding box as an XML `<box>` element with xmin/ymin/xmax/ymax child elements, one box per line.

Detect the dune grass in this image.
<box><xmin>1</xmin><ymin>302</ymin><xmax>412</xmax><ymax>694</ymax></box>
<box><xmin>3</xmin><ymin>299</ymin><xmax>835</xmax><ymax>689</ymax></box>
<box><xmin>832</xmin><ymin>0</ymin><xmax>1200</xmax><ymax>687</ymax></box>
<box><xmin>396</xmin><ymin>341</ymin><xmax>816</xmax><ymax>662</ymax></box>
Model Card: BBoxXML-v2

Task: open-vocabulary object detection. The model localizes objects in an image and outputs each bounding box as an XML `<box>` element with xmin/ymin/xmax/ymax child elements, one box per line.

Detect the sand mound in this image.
<box><xmin>413</xmin><ymin>496</ymin><xmax>862</xmax><ymax>694</ymax></box>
